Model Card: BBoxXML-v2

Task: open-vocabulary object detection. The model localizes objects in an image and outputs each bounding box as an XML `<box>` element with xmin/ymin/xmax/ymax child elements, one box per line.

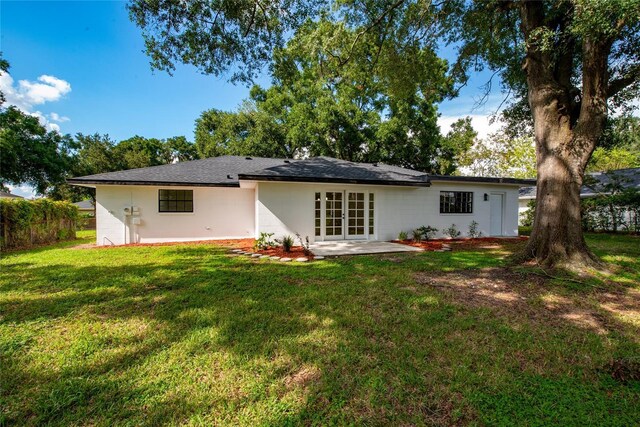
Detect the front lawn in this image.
<box><xmin>1</xmin><ymin>232</ymin><xmax>639</xmax><ymax>425</ymax></box>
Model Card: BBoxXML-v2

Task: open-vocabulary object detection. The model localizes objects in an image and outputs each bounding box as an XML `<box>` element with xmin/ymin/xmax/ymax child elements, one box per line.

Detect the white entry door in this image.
<box><xmin>346</xmin><ymin>192</ymin><xmax>366</xmax><ymax>239</ymax></box>
<box><xmin>490</xmin><ymin>193</ymin><xmax>504</xmax><ymax>236</ymax></box>
<box><xmin>325</xmin><ymin>191</ymin><xmax>344</xmax><ymax>240</ymax></box>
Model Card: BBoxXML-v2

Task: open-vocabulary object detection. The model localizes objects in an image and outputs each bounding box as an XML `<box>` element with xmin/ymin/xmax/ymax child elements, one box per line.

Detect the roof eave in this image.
<box><xmin>429</xmin><ymin>176</ymin><xmax>536</xmax><ymax>186</ymax></box>
<box><xmin>66</xmin><ymin>179</ymin><xmax>240</xmax><ymax>188</ymax></box>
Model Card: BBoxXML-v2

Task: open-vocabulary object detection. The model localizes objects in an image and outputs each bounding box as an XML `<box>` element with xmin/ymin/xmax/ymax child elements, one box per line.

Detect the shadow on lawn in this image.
<box><xmin>1</xmin><ymin>243</ymin><xmax>639</xmax><ymax>426</ymax></box>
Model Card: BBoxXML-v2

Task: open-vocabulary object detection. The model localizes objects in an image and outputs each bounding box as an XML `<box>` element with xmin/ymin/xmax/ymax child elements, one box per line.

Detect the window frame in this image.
<box><xmin>158</xmin><ymin>189</ymin><xmax>194</xmax><ymax>213</ymax></box>
<box><xmin>439</xmin><ymin>191</ymin><xmax>473</xmax><ymax>214</ymax></box>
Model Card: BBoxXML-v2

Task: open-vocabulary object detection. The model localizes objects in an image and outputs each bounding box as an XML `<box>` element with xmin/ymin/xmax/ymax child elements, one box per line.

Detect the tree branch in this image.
<box><xmin>339</xmin><ymin>0</ymin><xmax>406</xmax><ymax>66</ymax></box>
<box><xmin>607</xmin><ymin>67</ymin><xmax>640</xmax><ymax>97</ymax></box>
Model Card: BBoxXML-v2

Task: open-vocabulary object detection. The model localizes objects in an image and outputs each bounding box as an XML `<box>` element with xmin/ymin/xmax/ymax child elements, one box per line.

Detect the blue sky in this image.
<box><xmin>2</xmin><ymin>1</ymin><xmax>504</xmax><ymax>196</ymax></box>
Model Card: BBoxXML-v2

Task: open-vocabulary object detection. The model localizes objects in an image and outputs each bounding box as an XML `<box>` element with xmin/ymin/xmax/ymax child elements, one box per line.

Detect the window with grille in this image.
<box><xmin>440</xmin><ymin>191</ymin><xmax>473</xmax><ymax>214</ymax></box>
<box><xmin>159</xmin><ymin>189</ymin><xmax>193</xmax><ymax>213</ymax></box>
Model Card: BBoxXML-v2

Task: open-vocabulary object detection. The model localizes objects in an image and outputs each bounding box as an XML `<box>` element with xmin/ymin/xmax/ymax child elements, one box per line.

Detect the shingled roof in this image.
<box><xmin>68</xmin><ymin>155</ymin><xmax>533</xmax><ymax>188</ymax></box>
<box><xmin>67</xmin><ymin>156</ymin><xmax>296</xmax><ymax>187</ymax></box>
<box><xmin>238</xmin><ymin>156</ymin><xmax>431</xmax><ymax>186</ymax></box>
<box><xmin>519</xmin><ymin>167</ymin><xmax>640</xmax><ymax>199</ymax></box>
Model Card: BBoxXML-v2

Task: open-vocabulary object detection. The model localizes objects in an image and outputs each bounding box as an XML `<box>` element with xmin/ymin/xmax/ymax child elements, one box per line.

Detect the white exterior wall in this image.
<box><xmin>256</xmin><ymin>181</ymin><xmax>521</xmax><ymax>242</ymax></box>
<box><xmin>95</xmin><ymin>185</ymin><xmax>255</xmax><ymax>245</ymax></box>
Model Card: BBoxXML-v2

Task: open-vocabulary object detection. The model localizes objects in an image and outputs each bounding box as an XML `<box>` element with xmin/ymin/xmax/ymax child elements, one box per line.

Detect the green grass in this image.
<box><xmin>1</xmin><ymin>232</ymin><xmax>639</xmax><ymax>426</ymax></box>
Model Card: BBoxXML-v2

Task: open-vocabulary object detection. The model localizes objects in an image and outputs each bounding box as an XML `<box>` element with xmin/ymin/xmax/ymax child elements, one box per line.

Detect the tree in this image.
<box><xmin>127</xmin><ymin>0</ymin><xmax>320</xmax><ymax>83</ymax></box>
<box><xmin>163</xmin><ymin>136</ymin><xmax>198</xmax><ymax>163</ymax></box>
<box><xmin>0</xmin><ymin>52</ymin><xmax>9</xmax><ymax>104</ymax></box>
<box><xmin>48</xmin><ymin>134</ymin><xmax>121</xmax><ymax>202</ymax></box>
<box><xmin>587</xmin><ymin>115</ymin><xmax>640</xmax><ymax>172</ymax></box>
<box><xmin>194</xmin><ymin>17</ymin><xmax>464</xmax><ymax>172</ymax></box>
<box><xmin>460</xmin><ymin>132</ymin><xmax>536</xmax><ymax>179</ymax></box>
<box><xmin>0</xmin><ymin>106</ymin><xmax>73</xmax><ymax>195</ymax></box>
<box><xmin>51</xmin><ymin>134</ymin><xmax>198</xmax><ymax>202</ymax></box>
<box><xmin>115</xmin><ymin>135</ymin><xmax>167</xmax><ymax>169</ymax></box>
<box><xmin>438</xmin><ymin>0</ymin><xmax>640</xmax><ymax>267</ymax></box>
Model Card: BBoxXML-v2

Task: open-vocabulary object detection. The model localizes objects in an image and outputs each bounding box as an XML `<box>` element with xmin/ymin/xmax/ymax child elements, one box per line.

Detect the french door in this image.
<box><xmin>320</xmin><ymin>190</ymin><xmax>373</xmax><ymax>240</ymax></box>
<box><xmin>346</xmin><ymin>192</ymin><xmax>366</xmax><ymax>239</ymax></box>
<box><xmin>325</xmin><ymin>191</ymin><xmax>344</xmax><ymax>239</ymax></box>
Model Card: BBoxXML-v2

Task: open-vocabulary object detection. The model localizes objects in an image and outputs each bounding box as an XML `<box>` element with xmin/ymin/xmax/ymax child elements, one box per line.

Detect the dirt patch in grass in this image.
<box><xmin>284</xmin><ymin>365</ymin><xmax>321</xmax><ymax>389</ymax></box>
<box><xmin>413</xmin><ymin>267</ymin><xmax>639</xmax><ymax>337</ymax></box>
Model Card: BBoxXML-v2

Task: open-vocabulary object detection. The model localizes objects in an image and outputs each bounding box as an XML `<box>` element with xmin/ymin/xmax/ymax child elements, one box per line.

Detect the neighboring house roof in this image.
<box><xmin>0</xmin><ymin>190</ymin><xmax>23</xmax><ymax>199</ymax></box>
<box><xmin>73</xmin><ymin>200</ymin><xmax>95</xmax><ymax>210</ymax></box>
<box><xmin>68</xmin><ymin>155</ymin><xmax>534</xmax><ymax>188</ymax></box>
<box><xmin>519</xmin><ymin>167</ymin><xmax>640</xmax><ymax>199</ymax></box>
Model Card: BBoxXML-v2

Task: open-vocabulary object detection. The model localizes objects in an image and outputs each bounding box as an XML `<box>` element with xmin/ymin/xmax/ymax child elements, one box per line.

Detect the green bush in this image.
<box><xmin>417</xmin><ymin>225</ymin><xmax>438</xmax><ymax>240</ymax></box>
<box><xmin>411</xmin><ymin>229</ymin><xmax>423</xmax><ymax>243</ymax></box>
<box><xmin>523</xmin><ymin>188</ymin><xmax>640</xmax><ymax>233</ymax></box>
<box><xmin>279</xmin><ymin>235</ymin><xmax>294</xmax><ymax>252</ymax></box>
<box><xmin>443</xmin><ymin>224</ymin><xmax>461</xmax><ymax>239</ymax></box>
<box><xmin>398</xmin><ymin>231</ymin><xmax>408</xmax><ymax>240</ymax></box>
<box><xmin>254</xmin><ymin>232</ymin><xmax>276</xmax><ymax>250</ymax></box>
<box><xmin>468</xmin><ymin>221</ymin><xmax>482</xmax><ymax>238</ymax></box>
<box><xmin>0</xmin><ymin>198</ymin><xmax>78</xmax><ymax>249</ymax></box>
<box><xmin>520</xmin><ymin>200</ymin><xmax>536</xmax><ymax>227</ymax></box>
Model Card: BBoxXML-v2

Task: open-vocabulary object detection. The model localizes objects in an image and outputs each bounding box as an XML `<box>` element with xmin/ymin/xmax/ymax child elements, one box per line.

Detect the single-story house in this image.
<box><xmin>68</xmin><ymin>156</ymin><xmax>535</xmax><ymax>246</ymax></box>
<box><xmin>518</xmin><ymin>167</ymin><xmax>640</xmax><ymax>224</ymax></box>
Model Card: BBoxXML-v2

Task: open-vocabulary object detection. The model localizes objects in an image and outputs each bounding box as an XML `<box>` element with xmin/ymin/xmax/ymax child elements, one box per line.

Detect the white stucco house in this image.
<box><xmin>68</xmin><ymin>156</ymin><xmax>534</xmax><ymax>246</ymax></box>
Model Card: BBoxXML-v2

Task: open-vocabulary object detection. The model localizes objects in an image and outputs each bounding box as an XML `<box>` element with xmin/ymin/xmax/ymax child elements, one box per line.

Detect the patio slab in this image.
<box><xmin>310</xmin><ymin>240</ymin><xmax>423</xmax><ymax>257</ymax></box>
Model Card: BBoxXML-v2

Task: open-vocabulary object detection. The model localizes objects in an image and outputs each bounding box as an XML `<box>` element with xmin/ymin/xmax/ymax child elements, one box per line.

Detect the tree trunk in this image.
<box><xmin>516</xmin><ymin>2</ymin><xmax>610</xmax><ymax>270</ymax></box>
<box><xmin>521</xmin><ymin>144</ymin><xmax>599</xmax><ymax>268</ymax></box>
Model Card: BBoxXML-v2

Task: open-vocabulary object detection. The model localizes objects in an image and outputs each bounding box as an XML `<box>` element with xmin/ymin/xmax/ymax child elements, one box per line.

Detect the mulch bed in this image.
<box><xmin>240</xmin><ymin>245</ymin><xmax>315</xmax><ymax>260</ymax></box>
<box><xmin>393</xmin><ymin>236</ymin><xmax>528</xmax><ymax>251</ymax></box>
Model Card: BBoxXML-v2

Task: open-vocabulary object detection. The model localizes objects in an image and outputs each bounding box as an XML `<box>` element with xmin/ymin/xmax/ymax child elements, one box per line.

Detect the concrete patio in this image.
<box><xmin>310</xmin><ymin>240</ymin><xmax>423</xmax><ymax>257</ymax></box>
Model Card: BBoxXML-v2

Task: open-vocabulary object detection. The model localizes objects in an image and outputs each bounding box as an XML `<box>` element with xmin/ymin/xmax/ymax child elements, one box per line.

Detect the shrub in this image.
<box><xmin>254</xmin><ymin>232</ymin><xmax>276</xmax><ymax>250</ymax></box>
<box><xmin>520</xmin><ymin>200</ymin><xmax>536</xmax><ymax>227</ymax></box>
<box><xmin>417</xmin><ymin>225</ymin><xmax>438</xmax><ymax>240</ymax></box>
<box><xmin>412</xmin><ymin>229</ymin><xmax>423</xmax><ymax>243</ymax></box>
<box><xmin>295</xmin><ymin>233</ymin><xmax>312</xmax><ymax>256</ymax></box>
<box><xmin>0</xmin><ymin>198</ymin><xmax>78</xmax><ymax>249</ymax></box>
<box><xmin>398</xmin><ymin>231</ymin><xmax>408</xmax><ymax>240</ymax></box>
<box><xmin>468</xmin><ymin>221</ymin><xmax>482</xmax><ymax>238</ymax></box>
<box><xmin>280</xmin><ymin>235</ymin><xmax>294</xmax><ymax>252</ymax></box>
<box><xmin>443</xmin><ymin>224</ymin><xmax>461</xmax><ymax>239</ymax></box>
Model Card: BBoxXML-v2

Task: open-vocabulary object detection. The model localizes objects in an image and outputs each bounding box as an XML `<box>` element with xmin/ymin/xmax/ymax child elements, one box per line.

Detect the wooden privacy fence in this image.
<box><xmin>0</xmin><ymin>199</ymin><xmax>79</xmax><ymax>250</ymax></box>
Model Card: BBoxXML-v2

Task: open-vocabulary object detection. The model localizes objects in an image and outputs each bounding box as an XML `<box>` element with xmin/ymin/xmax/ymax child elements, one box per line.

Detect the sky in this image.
<box><xmin>1</xmin><ymin>1</ymin><xmax>505</xmax><ymax>197</ymax></box>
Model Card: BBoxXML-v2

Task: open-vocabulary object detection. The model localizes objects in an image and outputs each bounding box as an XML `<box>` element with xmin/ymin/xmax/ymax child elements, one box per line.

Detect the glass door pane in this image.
<box><xmin>325</xmin><ymin>192</ymin><xmax>343</xmax><ymax>238</ymax></box>
<box><xmin>347</xmin><ymin>192</ymin><xmax>365</xmax><ymax>238</ymax></box>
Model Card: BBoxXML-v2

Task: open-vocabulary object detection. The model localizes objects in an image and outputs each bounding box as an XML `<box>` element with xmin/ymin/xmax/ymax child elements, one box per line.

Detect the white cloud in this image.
<box><xmin>50</xmin><ymin>112</ymin><xmax>70</xmax><ymax>123</ymax></box>
<box><xmin>438</xmin><ymin>114</ymin><xmax>503</xmax><ymax>140</ymax></box>
<box><xmin>0</xmin><ymin>71</ymin><xmax>71</xmax><ymax>132</ymax></box>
